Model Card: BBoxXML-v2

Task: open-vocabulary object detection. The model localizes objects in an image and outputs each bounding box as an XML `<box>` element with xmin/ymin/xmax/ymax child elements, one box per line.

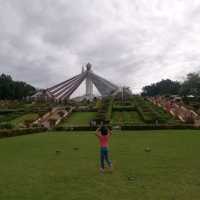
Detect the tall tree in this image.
<box><xmin>0</xmin><ymin>74</ymin><xmax>36</xmax><ymax>100</ymax></box>
<box><xmin>179</xmin><ymin>73</ymin><xmax>200</xmax><ymax>96</ymax></box>
<box><xmin>142</xmin><ymin>79</ymin><xmax>181</xmax><ymax>96</ymax></box>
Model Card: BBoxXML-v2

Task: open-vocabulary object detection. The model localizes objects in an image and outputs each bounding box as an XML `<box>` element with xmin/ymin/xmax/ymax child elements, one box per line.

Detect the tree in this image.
<box><xmin>0</xmin><ymin>74</ymin><xmax>36</xmax><ymax>100</ymax></box>
<box><xmin>179</xmin><ymin>73</ymin><xmax>200</xmax><ymax>96</ymax></box>
<box><xmin>142</xmin><ymin>79</ymin><xmax>181</xmax><ymax>96</ymax></box>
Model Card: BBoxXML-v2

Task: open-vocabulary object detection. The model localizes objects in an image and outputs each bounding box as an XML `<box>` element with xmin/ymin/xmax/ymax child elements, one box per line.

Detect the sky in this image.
<box><xmin>0</xmin><ymin>0</ymin><xmax>200</xmax><ymax>96</ymax></box>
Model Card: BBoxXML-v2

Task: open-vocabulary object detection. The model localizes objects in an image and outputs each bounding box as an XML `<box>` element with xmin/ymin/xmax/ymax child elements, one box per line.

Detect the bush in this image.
<box><xmin>0</xmin><ymin>127</ymin><xmax>47</xmax><ymax>138</ymax></box>
<box><xmin>0</xmin><ymin>122</ymin><xmax>14</xmax><ymax>129</ymax></box>
<box><xmin>112</xmin><ymin>106</ymin><xmax>136</xmax><ymax>111</ymax></box>
<box><xmin>54</xmin><ymin>126</ymin><xmax>97</xmax><ymax>131</ymax></box>
<box><xmin>121</xmin><ymin>124</ymin><xmax>198</xmax><ymax>130</ymax></box>
<box><xmin>32</xmin><ymin>123</ymin><xmax>39</xmax><ymax>128</ymax></box>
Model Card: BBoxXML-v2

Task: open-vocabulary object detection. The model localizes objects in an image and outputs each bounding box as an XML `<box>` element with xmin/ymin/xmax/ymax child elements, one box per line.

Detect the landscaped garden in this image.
<box><xmin>0</xmin><ymin>97</ymin><xmax>199</xmax><ymax>200</ymax></box>
<box><xmin>59</xmin><ymin>111</ymin><xmax>97</xmax><ymax>126</ymax></box>
<box><xmin>0</xmin><ymin>101</ymin><xmax>51</xmax><ymax>129</ymax></box>
<box><xmin>0</xmin><ymin>96</ymin><xmax>196</xmax><ymax>135</ymax></box>
<box><xmin>111</xmin><ymin>111</ymin><xmax>143</xmax><ymax>124</ymax></box>
<box><xmin>133</xmin><ymin>96</ymin><xmax>179</xmax><ymax>124</ymax></box>
<box><xmin>0</xmin><ymin>130</ymin><xmax>200</xmax><ymax>200</ymax></box>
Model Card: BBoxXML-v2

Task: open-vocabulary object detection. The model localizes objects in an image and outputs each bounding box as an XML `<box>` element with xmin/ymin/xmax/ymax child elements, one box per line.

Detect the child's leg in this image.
<box><xmin>104</xmin><ymin>149</ymin><xmax>112</xmax><ymax>167</ymax></box>
<box><xmin>100</xmin><ymin>148</ymin><xmax>105</xmax><ymax>169</ymax></box>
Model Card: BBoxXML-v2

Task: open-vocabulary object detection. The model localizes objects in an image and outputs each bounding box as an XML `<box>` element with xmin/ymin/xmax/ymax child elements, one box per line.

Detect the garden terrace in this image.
<box><xmin>111</xmin><ymin>111</ymin><xmax>143</xmax><ymax>125</ymax></box>
<box><xmin>59</xmin><ymin>111</ymin><xmax>97</xmax><ymax>127</ymax></box>
<box><xmin>0</xmin><ymin>102</ymin><xmax>51</xmax><ymax>129</ymax></box>
<box><xmin>133</xmin><ymin>96</ymin><xmax>179</xmax><ymax>124</ymax></box>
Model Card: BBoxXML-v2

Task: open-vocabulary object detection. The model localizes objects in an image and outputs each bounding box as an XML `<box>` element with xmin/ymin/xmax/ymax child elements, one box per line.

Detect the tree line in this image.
<box><xmin>0</xmin><ymin>74</ymin><xmax>36</xmax><ymax>100</ymax></box>
<box><xmin>142</xmin><ymin>72</ymin><xmax>200</xmax><ymax>97</ymax></box>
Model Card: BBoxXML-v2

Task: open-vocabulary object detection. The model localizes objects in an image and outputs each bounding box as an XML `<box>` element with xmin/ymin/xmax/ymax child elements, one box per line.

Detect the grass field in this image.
<box><xmin>60</xmin><ymin>112</ymin><xmax>96</xmax><ymax>126</ymax></box>
<box><xmin>0</xmin><ymin>130</ymin><xmax>200</xmax><ymax>200</ymax></box>
<box><xmin>112</xmin><ymin>111</ymin><xmax>143</xmax><ymax>124</ymax></box>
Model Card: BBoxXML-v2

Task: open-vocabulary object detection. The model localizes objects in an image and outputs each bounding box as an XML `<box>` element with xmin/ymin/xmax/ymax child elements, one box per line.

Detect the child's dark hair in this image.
<box><xmin>100</xmin><ymin>126</ymin><xmax>108</xmax><ymax>135</ymax></box>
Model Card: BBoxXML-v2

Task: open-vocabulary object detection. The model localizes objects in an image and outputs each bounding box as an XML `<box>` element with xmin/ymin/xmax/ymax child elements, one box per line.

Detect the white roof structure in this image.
<box><xmin>32</xmin><ymin>63</ymin><xmax>119</xmax><ymax>101</ymax></box>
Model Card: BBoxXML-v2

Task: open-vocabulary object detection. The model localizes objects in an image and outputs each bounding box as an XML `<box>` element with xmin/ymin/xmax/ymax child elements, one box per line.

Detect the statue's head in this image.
<box><xmin>86</xmin><ymin>63</ymin><xmax>92</xmax><ymax>71</ymax></box>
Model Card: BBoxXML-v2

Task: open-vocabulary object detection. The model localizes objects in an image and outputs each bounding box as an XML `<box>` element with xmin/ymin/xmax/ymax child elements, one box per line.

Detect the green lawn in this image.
<box><xmin>112</xmin><ymin>111</ymin><xmax>143</xmax><ymax>124</ymax></box>
<box><xmin>0</xmin><ymin>130</ymin><xmax>200</xmax><ymax>199</ymax></box>
<box><xmin>60</xmin><ymin>112</ymin><xmax>96</xmax><ymax>126</ymax></box>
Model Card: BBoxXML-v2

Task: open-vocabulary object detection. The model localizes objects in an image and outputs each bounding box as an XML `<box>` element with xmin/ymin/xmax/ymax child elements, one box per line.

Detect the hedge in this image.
<box><xmin>74</xmin><ymin>108</ymin><xmax>98</xmax><ymax>112</ymax></box>
<box><xmin>0</xmin><ymin>127</ymin><xmax>47</xmax><ymax>138</ymax></box>
<box><xmin>121</xmin><ymin>124</ymin><xmax>199</xmax><ymax>130</ymax></box>
<box><xmin>54</xmin><ymin>126</ymin><xmax>98</xmax><ymax>131</ymax></box>
<box><xmin>54</xmin><ymin>125</ymin><xmax>113</xmax><ymax>132</ymax></box>
<box><xmin>112</xmin><ymin>106</ymin><xmax>136</xmax><ymax>112</ymax></box>
<box><xmin>0</xmin><ymin>122</ymin><xmax>14</xmax><ymax>129</ymax></box>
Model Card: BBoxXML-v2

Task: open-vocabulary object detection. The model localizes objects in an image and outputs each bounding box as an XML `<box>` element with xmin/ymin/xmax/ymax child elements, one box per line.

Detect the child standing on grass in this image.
<box><xmin>95</xmin><ymin>125</ymin><xmax>112</xmax><ymax>172</ymax></box>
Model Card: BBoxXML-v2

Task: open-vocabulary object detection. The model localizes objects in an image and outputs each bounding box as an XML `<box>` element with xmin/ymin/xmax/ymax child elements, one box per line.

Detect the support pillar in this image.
<box><xmin>86</xmin><ymin>63</ymin><xmax>93</xmax><ymax>100</ymax></box>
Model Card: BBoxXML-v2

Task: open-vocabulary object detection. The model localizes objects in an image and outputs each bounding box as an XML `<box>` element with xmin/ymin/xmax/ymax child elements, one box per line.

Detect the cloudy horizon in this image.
<box><xmin>0</xmin><ymin>0</ymin><xmax>200</xmax><ymax>95</ymax></box>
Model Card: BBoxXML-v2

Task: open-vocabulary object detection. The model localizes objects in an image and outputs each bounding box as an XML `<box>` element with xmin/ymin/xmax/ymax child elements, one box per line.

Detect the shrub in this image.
<box><xmin>112</xmin><ymin>106</ymin><xmax>136</xmax><ymax>111</ymax></box>
<box><xmin>0</xmin><ymin>122</ymin><xmax>14</xmax><ymax>129</ymax></box>
<box><xmin>121</xmin><ymin>124</ymin><xmax>198</xmax><ymax>130</ymax></box>
<box><xmin>0</xmin><ymin>127</ymin><xmax>47</xmax><ymax>138</ymax></box>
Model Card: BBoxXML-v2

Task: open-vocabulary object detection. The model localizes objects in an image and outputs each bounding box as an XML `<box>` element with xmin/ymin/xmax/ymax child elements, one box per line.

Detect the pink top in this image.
<box><xmin>99</xmin><ymin>135</ymin><xmax>109</xmax><ymax>148</ymax></box>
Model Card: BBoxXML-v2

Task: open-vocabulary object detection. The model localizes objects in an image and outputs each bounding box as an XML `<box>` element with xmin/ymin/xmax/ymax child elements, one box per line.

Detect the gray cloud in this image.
<box><xmin>0</xmin><ymin>0</ymin><xmax>200</xmax><ymax>95</ymax></box>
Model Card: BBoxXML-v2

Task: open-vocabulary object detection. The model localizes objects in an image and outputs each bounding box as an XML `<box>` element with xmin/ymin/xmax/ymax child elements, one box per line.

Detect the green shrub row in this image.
<box><xmin>112</xmin><ymin>106</ymin><xmax>136</xmax><ymax>112</ymax></box>
<box><xmin>121</xmin><ymin>124</ymin><xmax>199</xmax><ymax>130</ymax></box>
<box><xmin>0</xmin><ymin>109</ymin><xmax>20</xmax><ymax>114</ymax></box>
<box><xmin>74</xmin><ymin>108</ymin><xmax>97</xmax><ymax>112</ymax></box>
<box><xmin>0</xmin><ymin>127</ymin><xmax>47</xmax><ymax>138</ymax></box>
<box><xmin>0</xmin><ymin>122</ymin><xmax>14</xmax><ymax>129</ymax></box>
<box><xmin>54</xmin><ymin>126</ymin><xmax>97</xmax><ymax>131</ymax></box>
<box><xmin>0</xmin><ymin>113</ymin><xmax>22</xmax><ymax>123</ymax></box>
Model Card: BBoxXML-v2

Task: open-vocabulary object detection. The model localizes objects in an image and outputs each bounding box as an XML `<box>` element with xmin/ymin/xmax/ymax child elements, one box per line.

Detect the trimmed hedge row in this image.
<box><xmin>54</xmin><ymin>124</ymin><xmax>199</xmax><ymax>131</ymax></box>
<box><xmin>112</xmin><ymin>106</ymin><xmax>136</xmax><ymax>112</ymax></box>
<box><xmin>74</xmin><ymin>108</ymin><xmax>98</xmax><ymax>112</ymax></box>
<box><xmin>54</xmin><ymin>126</ymin><xmax>98</xmax><ymax>131</ymax></box>
<box><xmin>0</xmin><ymin>122</ymin><xmax>14</xmax><ymax>129</ymax></box>
<box><xmin>0</xmin><ymin>113</ymin><xmax>21</xmax><ymax>123</ymax></box>
<box><xmin>0</xmin><ymin>127</ymin><xmax>47</xmax><ymax>138</ymax></box>
<box><xmin>54</xmin><ymin>125</ymin><xmax>113</xmax><ymax>131</ymax></box>
<box><xmin>121</xmin><ymin>124</ymin><xmax>199</xmax><ymax>130</ymax></box>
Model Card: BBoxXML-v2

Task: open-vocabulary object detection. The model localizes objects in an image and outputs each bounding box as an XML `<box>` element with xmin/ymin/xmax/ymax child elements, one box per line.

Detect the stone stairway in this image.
<box><xmin>149</xmin><ymin>96</ymin><xmax>199</xmax><ymax>125</ymax></box>
<box><xmin>33</xmin><ymin>106</ymin><xmax>74</xmax><ymax>129</ymax></box>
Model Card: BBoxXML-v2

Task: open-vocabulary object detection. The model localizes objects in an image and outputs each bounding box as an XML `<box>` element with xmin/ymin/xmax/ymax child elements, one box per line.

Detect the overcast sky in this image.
<box><xmin>0</xmin><ymin>0</ymin><xmax>200</xmax><ymax>95</ymax></box>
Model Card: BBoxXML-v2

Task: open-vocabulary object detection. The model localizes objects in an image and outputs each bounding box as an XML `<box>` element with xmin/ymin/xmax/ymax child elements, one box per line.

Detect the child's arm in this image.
<box><xmin>95</xmin><ymin>128</ymin><xmax>101</xmax><ymax>138</ymax></box>
<box><xmin>108</xmin><ymin>128</ymin><xmax>112</xmax><ymax>137</ymax></box>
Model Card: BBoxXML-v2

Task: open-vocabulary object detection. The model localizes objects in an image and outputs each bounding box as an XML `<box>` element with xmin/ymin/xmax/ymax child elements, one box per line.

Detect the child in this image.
<box><xmin>95</xmin><ymin>125</ymin><xmax>112</xmax><ymax>172</ymax></box>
